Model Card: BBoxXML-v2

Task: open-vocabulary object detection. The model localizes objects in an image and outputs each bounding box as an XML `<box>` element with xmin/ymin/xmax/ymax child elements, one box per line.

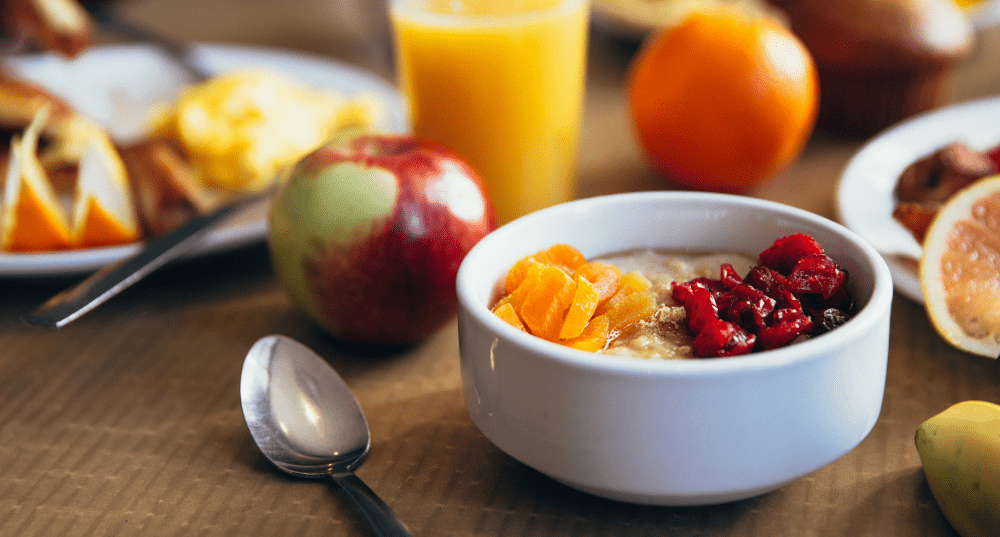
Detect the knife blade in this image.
<box><xmin>83</xmin><ymin>2</ymin><xmax>211</xmax><ymax>82</ymax></box>
<box><xmin>21</xmin><ymin>195</ymin><xmax>260</xmax><ymax>328</ymax></box>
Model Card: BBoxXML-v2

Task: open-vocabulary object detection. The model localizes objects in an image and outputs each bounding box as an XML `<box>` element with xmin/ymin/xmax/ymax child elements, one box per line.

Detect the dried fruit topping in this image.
<box><xmin>674</xmin><ymin>234</ymin><xmax>854</xmax><ymax>358</ymax></box>
<box><xmin>693</xmin><ymin>319</ymin><xmax>756</xmax><ymax>358</ymax></box>
<box><xmin>786</xmin><ymin>254</ymin><xmax>847</xmax><ymax>299</ymax></box>
<box><xmin>492</xmin><ymin>244</ymin><xmax>655</xmax><ymax>351</ymax></box>
<box><xmin>758</xmin><ymin>233</ymin><xmax>824</xmax><ymax>275</ymax></box>
<box><xmin>493</xmin><ymin>235</ymin><xmax>855</xmax><ymax>360</ymax></box>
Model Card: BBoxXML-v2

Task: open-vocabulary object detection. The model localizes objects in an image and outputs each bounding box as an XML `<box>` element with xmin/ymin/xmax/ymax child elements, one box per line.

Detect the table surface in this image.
<box><xmin>2</xmin><ymin>1</ymin><xmax>999</xmax><ymax>535</ymax></box>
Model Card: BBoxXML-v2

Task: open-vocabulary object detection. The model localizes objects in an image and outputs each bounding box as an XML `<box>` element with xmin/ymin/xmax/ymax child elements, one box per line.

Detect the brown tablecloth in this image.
<box><xmin>1</xmin><ymin>2</ymin><xmax>999</xmax><ymax>535</ymax></box>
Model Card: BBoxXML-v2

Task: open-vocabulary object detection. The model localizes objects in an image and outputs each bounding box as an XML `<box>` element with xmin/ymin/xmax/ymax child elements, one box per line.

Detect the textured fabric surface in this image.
<box><xmin>2</xmin><ymin>3</ymin><xmax>1000</xmax><ymax>534</ymax></box>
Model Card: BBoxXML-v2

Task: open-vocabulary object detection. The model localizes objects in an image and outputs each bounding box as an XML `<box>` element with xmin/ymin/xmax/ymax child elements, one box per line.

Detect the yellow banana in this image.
<box><xmin>915</xmin><ymin>400</ymin><xmax>1000</xmax><ymax>537</ymax></box>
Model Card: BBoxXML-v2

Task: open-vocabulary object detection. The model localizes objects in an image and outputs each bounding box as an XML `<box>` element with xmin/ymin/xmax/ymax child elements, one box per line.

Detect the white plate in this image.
<box><xmin>0</xmin><ymin>42</ymin><xmax>409</xmax><ymax>277</ymax></box>
<box><xmin>835</xmin><ymin>95</ymin><xmax>1000</xmax><ymax>303</ymax></box>
<box><xmin>968</xmin><ymin>0</ymin><xmax>1000</xmax><ymax>29</ymax></box>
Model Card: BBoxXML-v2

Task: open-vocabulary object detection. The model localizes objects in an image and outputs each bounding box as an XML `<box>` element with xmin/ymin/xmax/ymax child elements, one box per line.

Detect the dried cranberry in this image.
<box><xmin>771</xmin><ymin>304</ymin><xmax>809</xmax><ymax>324</ymax></box>
<box><xmin>744</xmin><ymin>266</ymin><xmax>790</xmax><ymax>299</ymax></box>
<box><xmin>692</xmin><ymin>319</ymin><xmax>756</xmax><ymax>357</ymax></box>
<box><xmin>683</xmin><ymin>285</ymin><xmax>719</xmax><ymax>334</ymax></box>
<box><xmin>758</xmin><ymin>233</ymin><xmax>824</xmax><ymax>275</ymax></box>
<box><xmin>672</xmin><ymin>278</ymin><xmax>725</xmax><ymax>303</ymax></box>
<box><xmin>771</xmin><ymin>288</ymin><xmax>803</xmax><ymax>313</ymax></box>
<box><xmin>757</xmin><ymin>315</ymin><xmax>814</xmax><ymax>350</ymax></box>
<box><xmin>721</xmin><ymin>283</ymin><xmax>775</xmax><ymax>331</ymax></box>
<box><xmin>786</xmin><ymin>254</ymin><xmax>847</xmax><ymax>299</ymax></box>
<box><xmin>672</xmin><ymin>282</ymin><xmax>693</xmax><ymax>303</ymax></box>
<box><xmin>675</xmin><ymin>234</ymin><xmax>855</xmax><ymax>357</ymax></box>
<box><xmin>720</xmin><ymin>263</ymin><xmax>743</xmax><ymax>290</ymax></box>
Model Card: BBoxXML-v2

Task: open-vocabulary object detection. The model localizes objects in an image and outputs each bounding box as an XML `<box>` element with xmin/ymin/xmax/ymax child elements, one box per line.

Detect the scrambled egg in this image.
<box><xmin>151</xmin><ymin>70</ymin><xmax>384</xmax><ymax>193</ymax></box>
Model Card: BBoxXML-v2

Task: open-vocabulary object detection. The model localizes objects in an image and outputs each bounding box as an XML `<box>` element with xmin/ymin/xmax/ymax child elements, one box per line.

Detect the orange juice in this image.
<box><xmin>390</xmin><ymin>0</ymin><xmax>589</xmax><ymax>224</ymax></box>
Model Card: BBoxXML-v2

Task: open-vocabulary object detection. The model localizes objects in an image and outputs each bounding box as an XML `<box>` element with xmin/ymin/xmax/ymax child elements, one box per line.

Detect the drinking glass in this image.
<box><xmin>390</xmin><ymin>0</ymin><xmax>589</xmax><ymax>224</ymax></box>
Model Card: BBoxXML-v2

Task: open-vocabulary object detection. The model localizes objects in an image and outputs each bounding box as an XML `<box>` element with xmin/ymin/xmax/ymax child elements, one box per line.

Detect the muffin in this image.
<box><xmin>769</xmin><ymin>0</ymin><xmax>974</xmax><ymax>136</ymax></box>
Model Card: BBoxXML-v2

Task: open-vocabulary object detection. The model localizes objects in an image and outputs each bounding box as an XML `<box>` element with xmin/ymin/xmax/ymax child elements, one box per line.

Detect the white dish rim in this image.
<box><xmin>0</xmin><ymin>41</ymin><xmax>409</xmax><ymax>277</ymax></box>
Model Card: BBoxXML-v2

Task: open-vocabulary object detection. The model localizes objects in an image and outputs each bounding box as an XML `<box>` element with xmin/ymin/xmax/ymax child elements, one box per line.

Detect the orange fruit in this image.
<box><xmin>71</xmin><ymin>129</ymin><xmax>140</xmax><ymax>248</ymax></box>
<box><xmin>2</xmin><ymin>110</ymin><xmax>73</xmax><ymax>252</ymax></box>
<box><xmin>920</xmin><ymin>175</ymin><xmax>1000</xmax><ymax>357</ymax></box>
<box><xmin>1</xmin><ymin>105</ymin><xmax>139</xmax><ymax>252</ymax></box>
<box><xmin>1</xmin><ymin>139</ymin><xmax>73</xmax><ymax>252</ymax></box>
<box><xmin>628</xmin><ymin>7</ymin><xmax>818</xmax><ymax>192</ymax></box>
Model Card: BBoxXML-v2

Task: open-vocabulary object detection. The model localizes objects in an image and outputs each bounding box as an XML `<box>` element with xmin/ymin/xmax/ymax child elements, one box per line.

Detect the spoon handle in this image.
<box><xmin>332</xmin><ymin>472</ymin><xmax>414</xmax><ymax>537</ymax></box>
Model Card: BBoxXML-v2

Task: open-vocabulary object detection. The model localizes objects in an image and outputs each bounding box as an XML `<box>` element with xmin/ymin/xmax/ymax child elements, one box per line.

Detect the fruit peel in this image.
<box><xmin>268</xmin><ymin>132</ymin><xmax>494</xmax><ymax>346</ymax></box>
<box><xmin>269</xmin><ymin>160</ymin><xmax>399</xmax><ymax>327</ymax></box>
<box><xmin>915</xmin><ymin>400</ymin><xmax>1000</xmax><ymax>537</ymax></box>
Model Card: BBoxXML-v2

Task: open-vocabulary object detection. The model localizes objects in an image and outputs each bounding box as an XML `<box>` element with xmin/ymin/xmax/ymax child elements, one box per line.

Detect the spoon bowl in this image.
<box><xmin>240</xmin><ymin>335</ymin><xmax>412</xmax><ymax>536</ymax></box>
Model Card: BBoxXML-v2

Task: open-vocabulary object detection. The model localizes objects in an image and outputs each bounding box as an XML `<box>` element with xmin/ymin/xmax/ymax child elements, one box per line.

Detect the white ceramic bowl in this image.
<box><xmin>455</xmin><ymin>192</ymin><xmax>893</xmax><ymax>506</ymax></box>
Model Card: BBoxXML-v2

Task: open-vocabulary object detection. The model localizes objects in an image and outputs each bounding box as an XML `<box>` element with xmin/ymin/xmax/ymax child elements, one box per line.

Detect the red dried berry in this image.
<box><xmin>672</xmin><ymin>278</ymin><xmax>725</xmax><ymax>303</ymax></box>
<box><xmin>744</xmin><ymin>266</ymin><xmax>790</xmax><ymax>299</ymax></box>
<box><xmin>787</xmin><ymin>254</ymin><xmax>847</xmax><ymax>299</ymax></box>
<box><xmin>720</xmin><ymin>263</ymin><xmax>743</xmax><ymax>290</ymax></box>
<box><xmin>693</xmin><ymin>319</ymin><xmax>756</xmax><ymax>357</ymax></box>
<box><xmin>676</xmin><ymin>234</ymin><xmax>854</xmax><ymax>357</ymax></box>
<box><xmin>771</xmin><ymin>288</ymin><xmax>803</xmax><ymax>313</ymax></box>
<box><xmin>672</xmin><ymin>282</ymin><xmax>693</xmax><ymax>303</ymax></box>
<box><xmin>684</xmin><ymin>285</ymin><xmax>720</xmax><ymax>334</ymax></box>
<box><xmin>721</xmin><ymin>283</ymin><xmax>776</xmax><ymax>331</ymax></box>
<box><xmin>758</xmin><ymin>233</ymin><xmax>824</xmax><ymax>275</ymax></box>
<box><xmin>757</xmin><ymin>315</ymin><xmax>814</xmax><ymax>350</ymax></box>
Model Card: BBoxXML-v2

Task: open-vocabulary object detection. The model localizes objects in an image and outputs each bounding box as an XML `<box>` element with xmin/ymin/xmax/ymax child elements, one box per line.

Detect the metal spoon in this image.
<box><xmin>240</xmin><ymin>335</ymin><xmax>413</xmax><ymax>536</ymax></box>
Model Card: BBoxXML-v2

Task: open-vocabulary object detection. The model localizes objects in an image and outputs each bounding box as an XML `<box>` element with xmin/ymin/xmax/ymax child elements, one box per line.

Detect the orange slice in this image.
<box><xmin>920</xmin><ymin>175</ymin><xmax>1000</xmax><ymax>358</ymax></box>
<box><xmin>71</xmin><ymin>127</ymin><xmax>140</xmax><ymax>248</ymax></box>
<box><xmin>1</xmin><ymin>107</ymin><xmax>72</xmax><ymax>251</ymax></box>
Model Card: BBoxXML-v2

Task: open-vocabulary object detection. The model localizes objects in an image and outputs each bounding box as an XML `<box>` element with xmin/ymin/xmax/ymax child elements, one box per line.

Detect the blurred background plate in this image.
<box><xmin>835</xmin><ymin>95</ymin><xmax>1000</xmax><ymax>304</ymax></box>
<box><xmin>967</xmin><ymin>0</ymin><xmax>1000</xmax><ymax>28</ymax></box>
<box><xmin>0</xmin><ymin>42</ymin><xmax>409</xmax><ymax>277</ymax></box>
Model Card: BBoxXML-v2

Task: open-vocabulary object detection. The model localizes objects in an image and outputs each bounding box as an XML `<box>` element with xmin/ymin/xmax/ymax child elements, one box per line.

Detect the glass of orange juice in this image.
<box><xmin>389</xmin><ymin>0</ymin><xmax>589</xmax><ymax>224</ymax></box>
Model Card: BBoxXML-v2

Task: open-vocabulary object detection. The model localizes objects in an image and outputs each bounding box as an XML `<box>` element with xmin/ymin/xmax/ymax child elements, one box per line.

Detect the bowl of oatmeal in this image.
<box><xmin>455</xmin><ymin>191</ymin><xmax>893</xmax><ymax>506</ymax></box>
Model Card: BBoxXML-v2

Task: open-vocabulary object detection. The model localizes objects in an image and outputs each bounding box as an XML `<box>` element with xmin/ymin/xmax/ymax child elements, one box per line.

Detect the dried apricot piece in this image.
<box><xmin>593</xmin><ymin>271</ymin><xmax>652</xmax><ymax>318</ymax></box>
<box><xmin>619</xmin><ymin>271</ymin><xmax>653</xmax><ymax>293</ymax></box>
<box><xmin>562</xmin><ymin>315</ymin><xmax>610</xmax><ymax>352</ymax></box>
<box><xmin>493</xmin><ymin>302</ymin><xmax>526</xmax><ymax>331</ymax></box>
<box><xmin>520</xmin><ymin>265</ymin><xmax>576</xmax><ymax>341</ymax></box>
<box><xmin>504</xmin><ymin>256</ymin><xmax>539</xmax><ymax>294</ymax></box>
<box><xmin>507</xmin><ymin>262</ymin><xmax>544</xmax><ymax>313</ymax></box>
<box><xmin>504</xmin><ymin>244</ymin><xmax>586</xmax><ymax>294</ymax></box>
<box><xmin>574</xmin><ymin>261</ymin><xmax>622</xmax><ymax>303</ymax></box>
<box><xmin>559</xmin><ymin>276</ymin><xmax>601</xmax><ymax>340</ymax></box>
<box><xmin>537</xmin><ymin>243</ymin><xmax>586</xmax><ymax>271</ymax></box>
<box><xmin>601</xmin><ymin>289</ymin><xmax>657</xmax><ymax>334</ymax></box>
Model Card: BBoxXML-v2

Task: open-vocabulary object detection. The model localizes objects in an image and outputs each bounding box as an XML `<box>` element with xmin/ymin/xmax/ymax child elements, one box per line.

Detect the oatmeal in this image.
<box><xmin>596</xmin><ymin>250</ymin><xmax>755</xmax><ymax>359</ymax></box>
<box><xmin>491</xmin><ymin>235</ymin><xmax>855</xmax><ymax>359</ymax></box>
